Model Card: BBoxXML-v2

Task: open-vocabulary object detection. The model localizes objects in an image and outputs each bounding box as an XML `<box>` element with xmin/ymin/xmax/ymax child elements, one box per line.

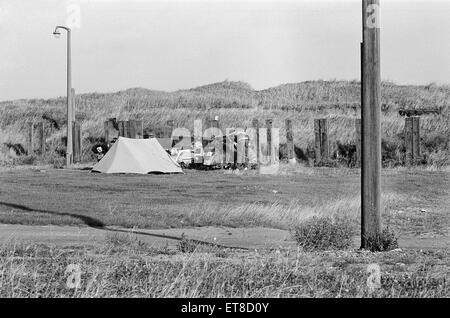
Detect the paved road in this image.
<box><xmin>0</xmin><ymin>224</ymin><xmax>448</xmax><ymax>251</ymax></box>
<box><xmin>0</xmin><ymin>224</ymin><xmax>293</xmax><ymax>250</ymax></box>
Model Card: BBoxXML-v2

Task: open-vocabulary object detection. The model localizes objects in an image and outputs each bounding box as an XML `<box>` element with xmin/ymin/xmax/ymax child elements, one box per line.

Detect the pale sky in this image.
<box><xmin>0</xmin><ymin>0</ymin><xmax>449</xmax><ymax>101</ymax></box>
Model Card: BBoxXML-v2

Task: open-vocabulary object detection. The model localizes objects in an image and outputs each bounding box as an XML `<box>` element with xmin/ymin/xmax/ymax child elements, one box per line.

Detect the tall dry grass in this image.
<box><xmin>182</xmin><ymin>192</ymin><xmax>406</xmax><ymax>231</ymax></box>
<box><xmin>0</xmin><ymin>239</ymin><xmax>447</xmax><ymax>297</ymax></box>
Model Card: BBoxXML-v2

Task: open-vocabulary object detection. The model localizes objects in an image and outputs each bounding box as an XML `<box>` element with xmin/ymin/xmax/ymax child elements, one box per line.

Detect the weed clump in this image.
<box><xmin>14</xmin><ymin>154</ymin><xmax>37</xmax><ymax>165</ymax></box>
<box><xmin>177</xmin><ymin>233</ymin><xmax>198</xmax><ymax>253</ymax></box>
<box><xmin>104</xmin><ymin>232</ymin><xmax>174</xmax><ymax>256</ymax></box>
<box><xmin>364</xmin><ymin>227</ymin><xmax>399</xmax><ymax>252</ymax></box>
<box><xmin>292</xmin><ymin>216</ymin><xmax>355</xmax><ymax>251</ymax></box>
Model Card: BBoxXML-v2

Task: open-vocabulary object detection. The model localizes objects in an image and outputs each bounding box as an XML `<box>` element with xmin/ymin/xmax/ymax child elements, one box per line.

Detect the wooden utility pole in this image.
<box><xmin>355</xmin><ymin>118</ymin><xmax>361</xmax><ymax>167</ymax></box>
<box><xmin>361</xmin><ymin>0</ymin><xmax>382</xmax><ymax>248</ymax></box>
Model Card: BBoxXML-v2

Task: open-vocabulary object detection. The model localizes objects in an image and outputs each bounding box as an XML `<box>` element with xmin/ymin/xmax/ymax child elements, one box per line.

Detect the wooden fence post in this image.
<box><xmin>236</xmin><ymin>128</ymin><xmax>246</xmax><ymax>165</ymax></box>
<box><xmin>266</xmin><ymin>119</ymin><xmax>273</xmax><ymax>164</ymax></box>
<box><xmin>252</xmin><ymin>119</ymin><xmax>259</xmax><ymax>165</ymax></box>
<box><xmin>164</xmin><ymin>120</ymin><xmax>174</xmax><ymax>138</ymax></box>
<box><xmin>38</xmin><ymin>122</ymin><xmax>45</xmax><ymax>155</ymax></box>
<box><xmin>258</xmin><ymin>125</ymin><xmax>268</xmax><ymax>165</ymax></box>
<box><xmin>271</xmin><ymin>126</ymin><xmax>279</xmax><ymax>165</ymax></box>
<box><xmin>244</xmin><ymin>128</ymin><xmax>249</xmax><ymax>165</ymax></box>
<box><xmin>104</xmin><ymin>119</ymin><xmax>119</xmax><ymax>144</ymax></box>
<box><xmin>27</xmin><ymin>122</ymin><xmax>34</xmax><ymax>155</ymax></box>
<box><xmin>79</xmin><ymin>123</ymin><xmax>82</xmax><ymax>162</ymax></box>
<box><xmin>405</xmin><ymin>116</ymin><xmax>420</xmax><ymax>165</ymax></box>
<box><xmin>412</xmin><ymin>116</ymin><xmax>420</xmax><ymax>163</ymax></box>
<box><xmin>118</xmin><ymin>121</ymin><xmax>125</xmax><ymax>137</ymax></box>
<box><xmin>104</xmin><ymin>121</ymin><xmax>109</xmax><ymax>144</ymax></box>
<box><xmin>124</xmin><ymin>121</ymin><xmax>130</xmax><ymax>138</ymax></box>
<box><xmin>225</xmin><ymin>128</ymin><xmax>235</xmax><ymax>164</ymax></box>
<box><xmin>135</xmin><ymin>121</ymin><xmax>143</xmax><ymax>139</ymax></box>
<box><xmin>128</xmin><ymin>120</ymin><xmax>136</xmax><ymax>138</ymax></box>
<box><xmin>314</xmin><ymin>119</ymin><xmax>321</xmax><ymax>164</ymax></box>
<box><xmin>320</xmin><ymin>119</ymin><xmax>329</xmax><ymax>163</ymax></box>
<box><xmin>50</xmin><ymin>125</ymin><xmax>55</xmax><ymax>150</ymax></box>
<box><xmin>72</xmin><ymin>122</ymin><xmax>81</xmax><ymax>163</ymax></box>
<box><xmin>405</xmin><ymin>117</ymin><xmax>413</xmax><ymax>165</ymax></box>
<box><xmin>314</xmin><ymin>118</ymin><xmax>329</xmax><ymax>165</ymax></box>
<box><xmin>72</xmin><ymin>122</ymin><xmax>77</xmax><ymax>162</ymax></box>
<box><xmin>286</xmin><ymin>119</ymin><xmax>294</xmax><ymax>162</ymax></box>
<box><xmin>355</xmin><ymin>118</ymin><xmax>361</xmax><ymax>167</ymax></box>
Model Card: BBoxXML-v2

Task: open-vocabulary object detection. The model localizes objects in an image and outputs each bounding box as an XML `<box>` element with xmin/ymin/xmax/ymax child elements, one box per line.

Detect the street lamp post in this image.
<box><xmin>53</xmin><ymin>26</ymin><xmax>73</xmax><ymax>168</ymax></box>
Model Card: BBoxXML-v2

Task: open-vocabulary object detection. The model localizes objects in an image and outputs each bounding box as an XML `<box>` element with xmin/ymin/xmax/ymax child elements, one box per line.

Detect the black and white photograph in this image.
<box><xmin>0</xmin><ymin>0</ymin><xmax>448</xmax><ymax>305</ymax></box>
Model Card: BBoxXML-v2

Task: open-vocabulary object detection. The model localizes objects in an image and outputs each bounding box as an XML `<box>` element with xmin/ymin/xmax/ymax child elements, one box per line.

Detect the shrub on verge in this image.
<box><xmin>364</xmin><ymin>227</ymin><xmax>399</xmax><ymax>252</ymax></box>
<box><xmin>292</xmin><ymin>216</ymin><xmax>355</xmax><ymax>251</ymax></box>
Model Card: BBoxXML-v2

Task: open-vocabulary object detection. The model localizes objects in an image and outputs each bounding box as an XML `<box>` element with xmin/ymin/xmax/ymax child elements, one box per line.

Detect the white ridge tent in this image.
<box><xmin>92</xmin><ymin>137</ymin><xmax>182</xmax><ymax>174</ymax></box>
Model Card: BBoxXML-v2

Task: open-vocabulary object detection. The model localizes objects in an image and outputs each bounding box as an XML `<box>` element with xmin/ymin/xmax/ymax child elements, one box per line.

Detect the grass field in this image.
<box><xmin>0</xmin><ymin>165</ymin><xmax>448</xmax><ymax>297</ymax></box>
<box><xmin>0</xmin><ymin>166</ymin><xmax>448</xmax><ymax>235</ymax></box>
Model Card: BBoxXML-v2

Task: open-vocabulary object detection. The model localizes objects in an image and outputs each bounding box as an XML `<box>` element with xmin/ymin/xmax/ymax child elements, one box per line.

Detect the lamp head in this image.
<box><xmin>53</xmin><ymin>30</ymin><xmax>61</xmax><ymax>38</ymax></box>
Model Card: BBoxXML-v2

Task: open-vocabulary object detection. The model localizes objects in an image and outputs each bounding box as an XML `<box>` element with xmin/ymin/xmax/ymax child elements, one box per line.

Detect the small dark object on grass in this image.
<box><xmin>292</xmin><ymin>216</ymin><xmax>355</xmax><ymax>251</ymax></box>
<box><xmin>364</xmin><ymin>227</ymin><xmax>399</xmax><ymax>252</ymax></box>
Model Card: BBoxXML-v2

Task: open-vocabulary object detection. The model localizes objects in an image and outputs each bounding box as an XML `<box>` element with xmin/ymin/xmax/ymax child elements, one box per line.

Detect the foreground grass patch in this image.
<box><xmin>0</xmin><ymin>241</ymin><xmax>447</xmax><ymax>298</ymax></box>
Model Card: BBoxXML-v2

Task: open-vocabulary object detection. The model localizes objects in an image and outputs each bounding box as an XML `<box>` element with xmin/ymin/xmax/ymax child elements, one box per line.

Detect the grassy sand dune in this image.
<box><xmin>1</xmin><ymin>80</ymin><xmax>449</xmax><ymax>167</ymax></box>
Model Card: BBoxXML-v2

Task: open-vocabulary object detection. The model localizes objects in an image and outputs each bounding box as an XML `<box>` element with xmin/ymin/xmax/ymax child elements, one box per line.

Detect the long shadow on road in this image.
<box><xmin>0</xmin><ymin>201</ymin><xmax>105</xmax><ymax>228</ymax></box>
<box><xmin>0</xmin><ymin>201</ymin><xmax>247</xmax><ymax>250</ymax></box>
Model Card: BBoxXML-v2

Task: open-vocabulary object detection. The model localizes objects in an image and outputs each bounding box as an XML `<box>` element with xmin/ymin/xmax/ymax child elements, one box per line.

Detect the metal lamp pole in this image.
<box><xmin>53</xmin><ymin>26</ymin><xmax>73</xmax><ymax>168</ymax></box>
